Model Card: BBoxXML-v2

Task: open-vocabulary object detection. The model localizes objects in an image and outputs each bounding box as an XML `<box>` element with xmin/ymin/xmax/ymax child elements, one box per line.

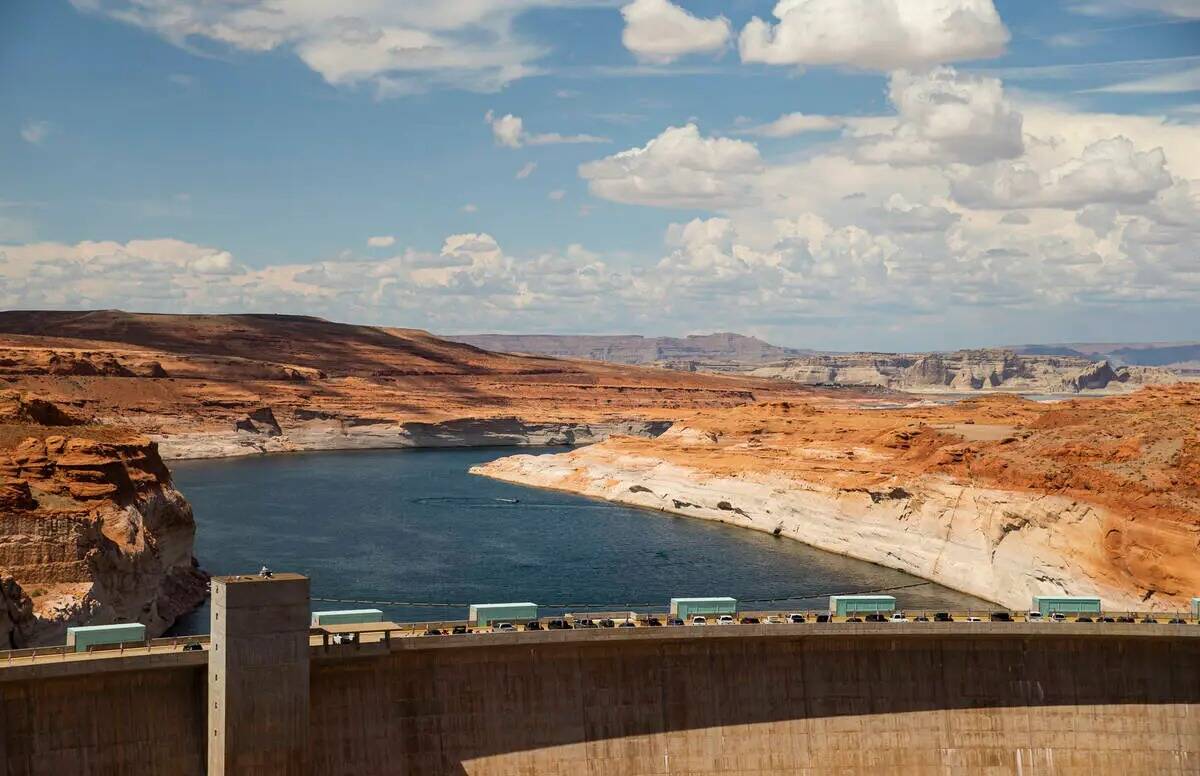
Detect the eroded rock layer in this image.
<box><xmin>474</xmin><ymin>385</ymin><xmax>1200</xmax><ymax>611</ymax></box>
<box><xmin>0</xmin><ymin>403</ymin><xmax>207</xmax><ymax>646</ymax></box>
<box><xmin>0</xmin><ymin>311</ymin><xmax>821</xmax><ymax>460</ymax></box>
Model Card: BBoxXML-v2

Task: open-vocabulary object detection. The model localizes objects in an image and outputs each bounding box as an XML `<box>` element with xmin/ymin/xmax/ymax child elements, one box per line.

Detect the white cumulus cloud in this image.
<box><xmin>486</xmin><ymin>110</ymin><xmax>608</xmax><ymax>148</ymax></box>
<box><xmin>735</xmin><ymin>112</ymin><xmax>843</xmax><ymax>138</ymax></box>
<box><xmin>852</xmin><ymin>67</ymin><xmax>1024</xmax><ymax>166</ymax></box>
<box><xmin>367</xmin><ymin>235</ymin><xmax>396</xmax><ymax>248</ymax></box>
<box><xmin>620</xmin><ymin>0</ymin><xmax>732</xmax><ymax>64</ymax></box>
<box><xmin>579</xmin><ymin>124</ymin><xmax>763</xmax><ymax>208</ymax></box>
<box><xmin>738</xmin><ymin>0</ymin><xmax>1009</xmax><ymax>70</ymax></box>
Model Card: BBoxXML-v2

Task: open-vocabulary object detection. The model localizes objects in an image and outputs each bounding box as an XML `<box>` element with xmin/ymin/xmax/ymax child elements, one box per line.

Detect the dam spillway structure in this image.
<box><xmin>1</xmin><ymin>574</ymin><xmax>1198</xmax><ymax>775</ymax></box>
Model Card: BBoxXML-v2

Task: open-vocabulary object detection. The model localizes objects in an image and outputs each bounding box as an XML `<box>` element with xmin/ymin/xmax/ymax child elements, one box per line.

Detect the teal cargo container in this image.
<box><xmin>66</xmin><ymin>623</ymin><xmax>146</xmax><ymax>653</ymax></box>
<box><xmin>829</xmin><ymin>595</ymin><xmax>896</xmax><ymax>616</ymax></box>
<box><xmin>1192</xmin><ymin>598</ymin><xmax>1199</xmax><ymax>619</ymax></box>
<box><xmin>669</xmin><ymin>597</ymin><xmax>737</xmax><ymax>620</ymax></box>
<box><xmin>311</xmin><ymin>609</ymin><xmax>384</xmax><ymax>627</ymax></box>
<box><xmin>469</xmin><ymin>602</ymin><xmax>537</xmax><ymax>626</ymax></box>
<box><xmin>1031</xmin><ymin>595</ymin><xmax>1102</xmax><ymax>614</ymax></box>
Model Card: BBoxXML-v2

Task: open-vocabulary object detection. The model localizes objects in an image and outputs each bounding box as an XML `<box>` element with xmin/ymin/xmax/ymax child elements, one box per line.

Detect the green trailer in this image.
<box><xmin>311</xmin><ymin>609</ymin><xmax>383</xmax><ymax>627</ymax></box>
<box><xmin>469</xmin><ymin>602</ymin><xmax>537</xmax><ymax>626</ymax></box>
<box><xmin>1031</xmin><ymin>595</ymin><xmax>1102</xmax><ymax>615</ymax></box>
<box><xmin>66</xmin><ymin>623</ymin><xmax>146</xmax><ymax>653</ymax></box>
<box><xmin>669</xmin><ymin>597</ymin><xmax>737</xmax><ymax>620</ymax></box>
<box><xmin>829</xmin><ymin>595</ymin><xmax>896</xmax><ymax>616</ymax></box>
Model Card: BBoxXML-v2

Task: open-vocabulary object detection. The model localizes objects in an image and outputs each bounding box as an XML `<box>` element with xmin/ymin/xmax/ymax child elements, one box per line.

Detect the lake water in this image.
<box><xmin>168</xmin><ymin>446</ymin><xmax>992</xmax><ymax>634</ymax></box>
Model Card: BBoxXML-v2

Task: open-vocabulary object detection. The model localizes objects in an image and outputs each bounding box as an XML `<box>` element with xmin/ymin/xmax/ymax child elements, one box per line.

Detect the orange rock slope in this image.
<box><xmin>0</xmin><ymin>394</ymin><xmax>207</xmax><ymax>647</ymax></box>
<box><xmin>0</xmin><ymin>310</ymin><xmax>824</xmax><ymax>458</ymax></box>
<box><xmin>476</xmin><ymin>385</ymin><xmax>1200</xmax><ymax>610</ymax></box>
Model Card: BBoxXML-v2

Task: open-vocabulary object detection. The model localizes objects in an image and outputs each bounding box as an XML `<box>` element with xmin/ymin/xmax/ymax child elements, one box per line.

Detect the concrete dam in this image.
<box><xmin>0</xmin><ymin>575</ymin><xmax>1197</xmax><ymax>775</ymax></box>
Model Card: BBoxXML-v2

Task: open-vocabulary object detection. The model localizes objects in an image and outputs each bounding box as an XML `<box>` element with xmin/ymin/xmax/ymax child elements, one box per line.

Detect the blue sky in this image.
<box><xmin>2</xmin><ymin>0</ymin><xmax>1199</xmax><ymax>350</ymax></box>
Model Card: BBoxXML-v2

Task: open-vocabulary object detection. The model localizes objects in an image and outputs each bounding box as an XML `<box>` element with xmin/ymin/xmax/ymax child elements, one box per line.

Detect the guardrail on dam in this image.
<box><xmin>1</xmin><ymin>574</ymin><xmax>1197</xmax><ymax>775</ymax></box>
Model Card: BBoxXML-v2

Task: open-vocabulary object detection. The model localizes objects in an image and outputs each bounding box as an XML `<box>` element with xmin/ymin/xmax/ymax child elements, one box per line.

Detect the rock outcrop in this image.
<box><xmin>0</xmin><ymin>574</ymin><xmax>34</xmax><ymax>649</ymax></box>
<box><xmin>750</xmin><ymin>348</ymin><xmax>1180</xmax><ymax>394</ymax></box>
<box><xmin>0</xmin><ymin>422</ymin><xmax>207</xmax><ymax>645</ymax></box>
<box><xmin>474</xmin><ymin>385</ymin><xmax>1200</xmax><ymax>612</ymax></box>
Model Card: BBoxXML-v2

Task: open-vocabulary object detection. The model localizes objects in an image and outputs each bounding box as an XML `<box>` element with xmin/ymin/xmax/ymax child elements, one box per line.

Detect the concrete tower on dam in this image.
<box><xmin>0</xmin><ymin>573</ymin><xmax>1198</xmax><ymax>775</ymax></box>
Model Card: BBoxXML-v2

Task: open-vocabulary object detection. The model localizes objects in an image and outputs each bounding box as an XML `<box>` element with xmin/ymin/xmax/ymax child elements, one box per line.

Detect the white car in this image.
<box><xmin>1050</xmin><ymin>613</ymin><xmax>1066</xmax><ymax>622</ymax></box>
<box><xmin>764</xmin><ymin>615</ymin><xmax>785</xmax><ymax>624</ymax></box>
<box><xmin>787</xmin><ymin>613</ymin><xmax>805</xmax><ymax>624</ymax></box>
<box><xmin>690</xmin><ymin>615</ymin><xmax>708</xmax><ymax>626</ymax></box>
<box><xmin>717</xmin><ymin>615</ymin><xmax>735</xmax><ymax>625</ymax></box>
<box><xmin>890</xmin><ymin>612</ymin><xmax>909</xmax><ymax>623</ymax></box>
<box><xmin>1028</xmin><ymin>611</ymin><xmax>1043</xmax><ymax>621</ymax></box>
<box><xmin>494</xmin><ymin>622</ymin><xmax>515</xmax><ymax>632</ymax></box>
<box><xmin>965</xmin><ymin>616</ymin><xmax>983</xmax><ymax>622</ymax></box>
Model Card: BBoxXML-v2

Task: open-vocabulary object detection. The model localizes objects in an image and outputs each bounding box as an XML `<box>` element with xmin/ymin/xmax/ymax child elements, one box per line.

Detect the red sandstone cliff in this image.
<box><xmin>0</xmin><ymin>394</ymin><xmax>207</xmax><ymax>647</ymax></box>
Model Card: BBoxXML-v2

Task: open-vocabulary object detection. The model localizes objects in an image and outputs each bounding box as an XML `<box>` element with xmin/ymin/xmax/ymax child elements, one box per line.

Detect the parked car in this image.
<box><xmin>1169</xmin><ymin>617</ymin><xmax>1188</xmax><ymax>624</ymax></box>
<box><xmin>1140</xmin><ymin>616</ymin><xmax>1158</xmax><ymax>624</ymax></box>
<box><xmin>716</xmin><ymin>615</ymin><xmax>735</xmax><ymax>625</ymax></box>
<box><xmin>1027</xmin><ymin>611</ymin><xmax>1043</xmax><ymax>621</ymax></box>
<box><xmin>889</xmin><ymin>612</ymin><xmax>908</xmax><ymax>623</ymax></box>
<box><xmin>422</xmin><ymin>628</ymin><xmax>444</xmax><ymax>636</ymax></box>
<box><xmin>864</xmin><ymin>613</ymin><xmax>887</xmax><ymax>623</ymax></box>
<box><xmin>815</xmin><ymin>614</ymin><xmax>830</xmax><ymax>623</ymax></box>
<box><xmin>182</xmin><ymin>642</ymin><xmax>204</xmax><ymax>652</ymax></box>
<box><xmin>547</xmin><ymin>619</ymin><xmax>572</xmax><ymax>630</ymax></box>
<box><xmin>787</xmin><ymin>613</ymin><xmax>806</xmax><ymax>624</ymax></box>
<box><xmin>667</xmin><ymin>618</ymin><xmax>684</xmax><ymax>626</ymax></box>
<box><xmin>598</xmin><ymin>618</ymin><xmax>615</xmax><ymax>628</ymax></box>
<box><xmin>690</xmin><ymin>615</ymin><xmax>708</xmax><ymax>626</ymax></box>
<box><xmin>645</xmin><ymin>617</ymin><xmax>663</xmax><ymax>627</ymax></box>
<box><xmin>451</xmin><ymin>625</ymin><xmax>469</xmax><ymax>635</ymax></box>
<box><xmin>576</xmin><ymin>618</ymin><xmax>598</xmax><ymax>628</ymax></box>
<box><xmin>965</xmin><ymin>616</ymin><xmax>983</xmax><ymax>622</ymax></box>
<box><xmin>1075</xmin><ymin>616</ymin><xmax>1093</xmax><ymax>623</ymax></box>
<box><xmin>1099</xmin><ymin>616</ymin><xmax>1116</xmax><ymax>623</ymax></box>
<box><xmin>1116</xmin><ymin>616</ymin><xmax>1136</xmax><ymax>623</ymax></box>
<box><xmin>913</xmin><ymin>615</ymin><xmax>930</xmax><ymax>622</ymax></box>
<box><xmin>934</xmin><ymin>612</ymin><xmax>954</xmax><ymax>622</ymax></box>
<box><xmin>524</xmin><ymin>621</ymin><xmax>543</xmax><ymax>631</ymax></box>
<box><xmin>739</xmin><ymin>616</ymin><xmax>760</xmax><ymax>624</ymax></box>
<box><xmin>494</xmin><ymin>622</ymin><xmax>516</xmax><ymax>632</ymax></box>
<box><xmin>845</xmin><ymin>616</ymin><xmax>863</xmax><ymax>623</ymax></box>
<box><xmin>763</xmin><ymin>615</ymin><xmax>784</xmax><ymax>624</ymax></box>
<box><xmin>618</xmin><ymin>620</ymin><xmax>635</xmax><ymax>628</ymax></box>
<box><xmin>989</xmin><ymin>611</ymin><xmax>1013</xmax><ymax>622</ymax></box>
<box><xmin>1049</xmin><ymin>613</ymin><xmax>1067</xmax><ymax>622</ymax></box>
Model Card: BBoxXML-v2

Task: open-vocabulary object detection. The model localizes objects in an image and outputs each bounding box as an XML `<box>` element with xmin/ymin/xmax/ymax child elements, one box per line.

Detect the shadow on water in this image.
<box><xmin>167</xmin><ymin>446</ymin><xmax>993</xmax><ymax>635</ymax></box>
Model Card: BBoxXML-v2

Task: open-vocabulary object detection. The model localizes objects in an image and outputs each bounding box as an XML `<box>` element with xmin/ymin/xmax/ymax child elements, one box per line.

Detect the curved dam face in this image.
<box><xmin>2</xmin><ymin>623</ymin><xmax>1197</xmax><ymax>775</ymax></box>
<box><xmin>309</xmin><ymin>627</ymin><xmax>1199</xmax><ymax>775</ymax></box>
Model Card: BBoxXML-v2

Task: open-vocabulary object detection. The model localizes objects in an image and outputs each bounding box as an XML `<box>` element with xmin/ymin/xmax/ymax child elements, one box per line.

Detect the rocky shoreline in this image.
<box><xmin>473</xmin><ymin>450</ymin><xmax>1121</xmax><ymax>610</ymax></box>
<box><xmin>472</xmin><ymin>388</ymin><xmax>1200</xmax><ymax>614</ymax></box>
<box><xmin>154</xmin><ymin>417</ymin><xmax>674</xmax><ymax>460</ymax></box>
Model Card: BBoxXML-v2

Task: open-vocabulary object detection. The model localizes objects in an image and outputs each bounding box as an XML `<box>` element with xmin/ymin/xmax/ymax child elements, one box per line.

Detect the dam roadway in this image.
<box><xmin>1</xmin><ymin>579</ymin><xmax>1197</xmax><ymax>775</ymax></box>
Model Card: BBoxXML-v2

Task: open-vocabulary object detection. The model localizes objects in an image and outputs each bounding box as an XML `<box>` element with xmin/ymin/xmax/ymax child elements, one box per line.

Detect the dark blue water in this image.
<box><xmin>168</xmin><ymin>446</ymin><xmax>992</xmax><ymax>633</ymax></box>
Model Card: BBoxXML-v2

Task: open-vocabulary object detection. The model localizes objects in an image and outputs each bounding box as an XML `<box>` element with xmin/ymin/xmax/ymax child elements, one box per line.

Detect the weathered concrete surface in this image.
<box><xmin>208</xmin><ymin>573</ymin><xmax>310</xmax><ymax>776</ymax></box>
<box><xmin>0</xmin><ymin>624</ymin><xmax>1197</xmax><ymax>775</ymax></box>
<box><xmin>0</xmin><ymin>663</ymin><xmax>204</xmax><ymax>776</ymax></box>
<box><xmin>309</xmin><ymin>626</ymin><xmax>1200</xmax><ymax>775</ymax></box>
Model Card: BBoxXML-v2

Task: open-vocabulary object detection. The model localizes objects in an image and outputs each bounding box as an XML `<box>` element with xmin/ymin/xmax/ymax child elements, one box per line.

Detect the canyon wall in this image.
<box><xmin>475</xmin><ymin>387</ymin><xmax>1200</xmax><ymax>612</ymax></box>
<box><xmin>0</xmin><ymin>418</ymin><xmax>207</xmax><ymax>646</ymax></box>
<box><xmin>155</xmin><ymin>417</ymin><xmax>674</xmax><ymax>460</ymax></box>
<box><xmin>750</xmin><ymin>349</ymin><xmax>1179</xmax><ymax>393</ymax></box>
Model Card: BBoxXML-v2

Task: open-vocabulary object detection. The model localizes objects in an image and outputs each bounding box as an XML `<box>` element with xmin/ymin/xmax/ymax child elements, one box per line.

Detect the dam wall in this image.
<box><xmin>0</xmin><ymin>656</ymin><xmax>205</xmax><ymax>775</ymax></box>
<box><xmin>309</xmin><ymin>628</ymin><xmax>1200</xmax><ymax>775</ymax></box>
<box><xmin>1</xmin><ymin>577</ymin><xmax>1197</xmax><ymax>776</ymax></box>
